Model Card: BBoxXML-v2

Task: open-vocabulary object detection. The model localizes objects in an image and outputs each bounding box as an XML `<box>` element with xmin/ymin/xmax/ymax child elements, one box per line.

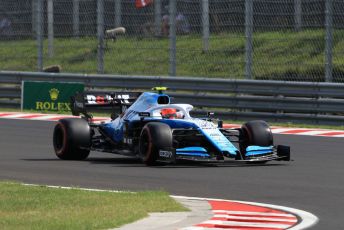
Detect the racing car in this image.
<box><xmin>53</xmin><ymin>87</ymin><xmax>290</xmax><ymax>165</ymax></box>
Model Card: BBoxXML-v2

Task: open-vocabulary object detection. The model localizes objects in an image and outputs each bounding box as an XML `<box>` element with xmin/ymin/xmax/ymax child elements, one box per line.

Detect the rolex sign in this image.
<box><xmin>22</xmin><ymin>81</ymin><xmax>84</xmax><ymax>112</ymax></box>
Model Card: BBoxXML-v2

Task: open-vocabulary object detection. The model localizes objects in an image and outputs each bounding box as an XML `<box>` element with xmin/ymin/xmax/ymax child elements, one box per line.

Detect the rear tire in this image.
<box><xmin>53</xmin><ymin>118</ymin><xmax>91</xmax><ymax>160</ymax></box>
<box><xmin>239</xmin><ymin>120</ymin><xmax>273</xmax><ymax>158</ymax></box>
<box><xmin>139</xmin><ymin>122</ymin><xmax>172</xmax><ymax>166</ymax></box>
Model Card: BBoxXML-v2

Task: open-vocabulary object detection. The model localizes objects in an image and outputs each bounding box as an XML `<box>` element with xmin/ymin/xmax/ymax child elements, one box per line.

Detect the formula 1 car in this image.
<box><xmin>53</xmin><ymin>87</ymin><xmax>290</xmax><ymax>165</ymax></box>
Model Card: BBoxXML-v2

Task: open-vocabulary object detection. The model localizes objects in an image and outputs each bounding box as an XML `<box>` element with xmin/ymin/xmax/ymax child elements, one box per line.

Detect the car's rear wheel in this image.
<box><xmin>239</xmin><ymin>120</ymin><xmax>273</xmax><ymax>159</ymax></box>
<box><xmin>139</xmin><ymin>122</ymin><xmax>172</xmax><ymax>166</ymax></box>
<box><xmin>53</xmin><ymin>118</ymin><xmax>91</xmax><ymax>160</ymax></box>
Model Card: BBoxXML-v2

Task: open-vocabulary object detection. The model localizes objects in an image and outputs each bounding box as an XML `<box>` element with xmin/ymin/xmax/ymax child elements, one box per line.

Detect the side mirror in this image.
<box><xmin>218</xmin><ymin>120</ymin><xmax>223</xmax><ymax>128</ymax></box>
<box><xmin>110</xmin><ymin>112</ymin><xmax>117</xmax><ymax>120</ymax></box>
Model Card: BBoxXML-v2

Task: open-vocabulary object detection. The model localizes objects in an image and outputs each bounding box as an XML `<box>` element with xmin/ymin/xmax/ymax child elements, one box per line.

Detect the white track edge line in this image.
<box><xmin>213</xmin><ymin>210</ymin><xmax>295</xmax><ymax>217</ymax></box>
<box><xmin>199</xmin><ymin>220</ymin><xmax>291</xmax><ymax>228</ymax></box>
<box><xmin>212</xmin><ymin>214</ymin><xmax>297</xmax><ymax>222</ymax></box>
<box><xmin>22</xmin><ymin>183</ymin><xmax>135</xmax><ymax>193</ymax></box>
<box><xmin>182</xmin><ymin>227</ymin><xmax>240</xmax><ymax>230</ymax></box>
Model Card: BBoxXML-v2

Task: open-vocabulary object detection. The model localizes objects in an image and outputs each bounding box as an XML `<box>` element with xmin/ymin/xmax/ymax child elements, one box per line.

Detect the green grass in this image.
<box><xmin>0</xmin><ymin>181</ymin><xmax>187</xmax><ymax>230</ymax></box>
<box><xmin>1</xmin><ymin>30</ymin><xmax>344</xmax><ymax>80</ymax></box>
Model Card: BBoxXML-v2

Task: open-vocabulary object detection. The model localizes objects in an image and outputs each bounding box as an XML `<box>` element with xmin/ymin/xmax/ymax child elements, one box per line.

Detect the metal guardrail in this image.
<box><xmin>1</xmin><ymin>71</ymin><xmax>344</xmax><ymax>126</ymax></box>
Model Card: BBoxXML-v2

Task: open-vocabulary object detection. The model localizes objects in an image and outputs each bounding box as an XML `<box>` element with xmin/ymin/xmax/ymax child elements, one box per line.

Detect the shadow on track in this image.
<box><xmin>22</xmin><ymin>157</ymin><xmax>288</xmax><ymax>168</ymax></box>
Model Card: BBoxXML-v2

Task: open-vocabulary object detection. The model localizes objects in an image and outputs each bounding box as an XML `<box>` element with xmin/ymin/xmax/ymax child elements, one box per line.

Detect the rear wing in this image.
<box><xmin>71</xmin><ymin>92</ymin><xmax>142</xmax><ymax>118</ymax></box>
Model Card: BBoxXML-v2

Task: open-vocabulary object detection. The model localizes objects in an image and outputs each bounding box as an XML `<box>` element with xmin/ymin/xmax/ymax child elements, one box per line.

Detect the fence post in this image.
<box><xmin>169</xmin><ymin>0</ymin><xmax>177</xmax><ymax>76</ymax></box>
<box><xmin>325</xmin><ymin>0</ymin><xmax>333</xmax><ymax>82</ymax></box>
<box><xmin>36</xmin><ymin>0</ymin><xmax>44</xmax><ymax>71</ymax></box>
<box><xmin>47</xmin><ymin>0</ymin><xmax>54</xmax><ymax>58</ymax></box>
<box><xmin>202</xmin><ymin>0</ymin><xmax>210</xmax><ymax>52</ymax></box>
<box><xmin>294</xmin><ymin>0</ymin><xmax>302</xmax><ymax>32</ymax></box>
<box><xmin>115</xmin><ymin>0</ymin><xmax>122</xmax><ymax>27</ymax></box>
<box><xmin>245</xmin><ymin>0</ymin><xmax>253</xmax><ymax>80</ymax></box>
<box><xmin>73</xmin><ymin>0</ymin><xmax>80</xmax><ymax>37</ymax></box>
<box><xmin>32</xmin><ymin>0</ymin><xmax>36</xmax><ymax>35</ymax></box>
<box><xmin>97</xmin><ymin>0</ymin><xmax>105</xmax><ymax>74</ymax></box>
<box><xmin>154</xmin><ymin>0</ymin><xmax>162</xmax><ymax>36</ymax></box>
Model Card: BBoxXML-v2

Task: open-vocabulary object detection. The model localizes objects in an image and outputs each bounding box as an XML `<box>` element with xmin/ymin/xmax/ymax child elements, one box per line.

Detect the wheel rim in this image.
<box><xmin>53</xmin><ymin>124</ymin><xmax>65</xmax><ymax>155</ymax></box>
<box><xmin>139</xmin><ymin>129</ymin><xmax>151</xmax><ymax>161</ymax></box>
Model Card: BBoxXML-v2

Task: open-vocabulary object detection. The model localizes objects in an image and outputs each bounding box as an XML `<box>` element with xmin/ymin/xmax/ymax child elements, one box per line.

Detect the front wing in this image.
<box><xmin>157</xmin><ymin>145</ymin><xmax>290</xmax><ymax>164</ymax></box>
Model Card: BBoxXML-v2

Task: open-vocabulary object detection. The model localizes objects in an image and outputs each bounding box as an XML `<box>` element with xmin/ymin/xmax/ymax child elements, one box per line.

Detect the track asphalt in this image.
<box><xmin>1</xmin><ymin>115</ymin><xmax>344</xmax><ymax>229</ymax></box>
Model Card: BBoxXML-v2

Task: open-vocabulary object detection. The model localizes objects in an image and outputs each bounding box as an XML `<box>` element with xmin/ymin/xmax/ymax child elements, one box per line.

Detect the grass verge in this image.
<box><xmin>0</xmin><ymin>181</ymin><xmax>188</xmax><ymax>230</ymax></box>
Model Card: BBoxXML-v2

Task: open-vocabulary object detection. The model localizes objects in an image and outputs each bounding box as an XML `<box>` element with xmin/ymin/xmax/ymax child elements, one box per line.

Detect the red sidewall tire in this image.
<box><xmin>53</xmin><ymin>118</ymin><xmax>91</xmax><ymax>160</ymax></box>
<box><xmin>139</xmin><ymin>126</ymin><xmax>153</xmax><ymax>163</ymax></box>
<box><xmin>139</xmin><ymin>122</ymin><xmax>172</xmax><ymax>166</ymax></box>
<box><xmin>53</xmin><ymin>122</ymin><xmax>68</xmax><ymax>158</ymax></box>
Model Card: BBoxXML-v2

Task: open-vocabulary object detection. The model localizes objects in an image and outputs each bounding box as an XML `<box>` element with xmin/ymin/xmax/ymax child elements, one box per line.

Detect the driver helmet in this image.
<box><xmin>161</xmin><ymin>108</ymin><xmax>180</xmax><ymax>119</ymax></box>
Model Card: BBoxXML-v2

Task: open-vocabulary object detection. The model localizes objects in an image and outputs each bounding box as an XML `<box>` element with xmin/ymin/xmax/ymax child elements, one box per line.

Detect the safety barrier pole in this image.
<box><xmin>169</xmin><ymin>0</ymin><xmax>177</xmax><ymax>76</ymax></box>
<box><xmin>97</xmin><ymin>0</ymin><xmax>105</xmax><ymax>74</ymax></box>
<box><xmin>245</xmin><ymin>0</ymin><xmax>253</xmax><ymax>80</ymax></box>
<box><xmin>36</xmin><ymin>0</ymin><xmax>43</xmax><ymax>71</ymax></box>
<box><xmin>325</xmin><ymin>0</ymin><xmax>333</xmax><ymax>82</ymax></box>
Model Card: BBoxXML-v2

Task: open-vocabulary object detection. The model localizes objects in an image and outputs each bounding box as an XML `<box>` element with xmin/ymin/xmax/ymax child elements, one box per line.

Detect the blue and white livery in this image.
<box><xmin>53</xmin><ymin>88</ymin><xmax>291</xmax><ymax>165</ymax></box>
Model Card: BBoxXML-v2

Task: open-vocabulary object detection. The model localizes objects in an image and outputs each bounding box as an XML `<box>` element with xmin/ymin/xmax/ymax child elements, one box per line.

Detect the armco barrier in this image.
<box><xmin>1</xmin><ymin>71</ymin><xmax>344</xmax><ymax>126</ymax></box>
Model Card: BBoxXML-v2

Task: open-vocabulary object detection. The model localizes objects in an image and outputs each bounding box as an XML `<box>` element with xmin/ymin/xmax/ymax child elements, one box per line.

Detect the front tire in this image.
<box><xmin>53</xmin><ymin>118</ymin><xmax>91</xmax><ymax>160</ymax></box>
<box><xmin>139</xmin><ymin>122</ymin><xmax>172</xmax><ymax>166</ymax></box>
<box><xmin>239</xmin><ymin>120</ymin><xmax>273</xmax><ymax>158</ymax></box>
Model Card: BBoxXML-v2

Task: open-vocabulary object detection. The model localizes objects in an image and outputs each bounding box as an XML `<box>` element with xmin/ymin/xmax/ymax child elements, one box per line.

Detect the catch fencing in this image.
<box><xmin>1</xmin><ymin>71</ymin><xmax>344</xmax><ymax>126</ymax></box>
<box><xmin>0</xmin><ymin>0</ymin><xmax>344</xmax><ymax>81</ymax></box>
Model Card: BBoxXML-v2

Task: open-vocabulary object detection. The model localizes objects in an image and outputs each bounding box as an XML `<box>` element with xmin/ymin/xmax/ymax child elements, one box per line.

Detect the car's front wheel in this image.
<box><xmin>239</xmin><ymin>120</ymin><xmax>273</xmax><ymax>158</ymax></box>
<box><xmin>139</xmin><ymin>122</ymin><xmax>172</xmax><ymax>166</ymax></box>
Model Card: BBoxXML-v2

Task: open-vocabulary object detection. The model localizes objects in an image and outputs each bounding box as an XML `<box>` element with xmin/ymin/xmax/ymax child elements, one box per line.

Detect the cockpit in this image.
<box><xmin>160</xmin><ymin>108</ymin><xmax>184</xmax><ymax>119</ymax></box>
<box><xmin>149</xmin><ymin>104</ymin><xmax>193</xmax><ymax>120</ymax></box>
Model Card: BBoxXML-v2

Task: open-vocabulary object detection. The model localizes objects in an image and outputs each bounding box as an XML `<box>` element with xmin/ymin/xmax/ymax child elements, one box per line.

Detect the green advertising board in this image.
<box><xmin>22</xmin><ymin>81</ymin><xmax>84</xmax><ymax>112</ymax></box>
